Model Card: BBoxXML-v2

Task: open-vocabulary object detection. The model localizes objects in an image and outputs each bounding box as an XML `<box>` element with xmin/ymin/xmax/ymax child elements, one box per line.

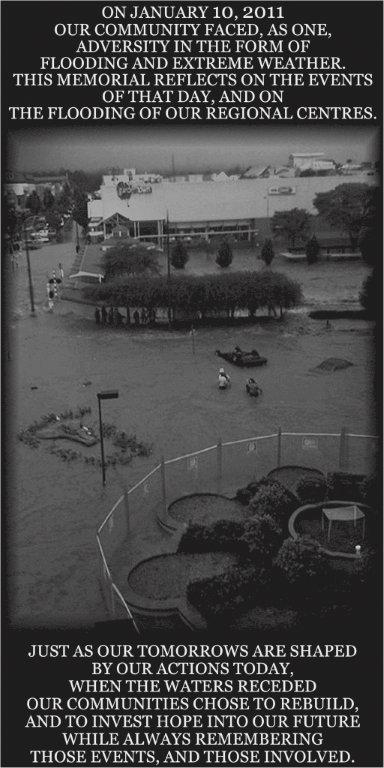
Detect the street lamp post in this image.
<box><xmin>75</xmin><ymin>220</ymin><xmax>80</xmax><ymax>253</ymax></box>
<box><xmin>97</xmin><ymin>390</ymin><xmax>119</xmax><ymax>486</ymax></box>
<box><xmin>23</xmin><ymin>219</ymin><xmax>35</xmax><ymax>315</ymax></box>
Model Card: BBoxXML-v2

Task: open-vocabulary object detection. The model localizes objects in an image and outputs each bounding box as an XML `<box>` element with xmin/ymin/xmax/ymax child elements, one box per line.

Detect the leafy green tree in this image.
<box><xmin>313</xmin><ymin>183</ymin><xmax>371</xmax><ymax>251</ymax></box>
<box><xmin>72</xmin><ymin>189</ymin><xmax>88</xmax><ymax>230</ymax></box>
<box><xmin>305</xmin><ymin>235</ymin><xmax>320</xmax><ymax>265</ymax></box>
<box><xmin>87</xmin><ymin>270</ymin><xmax>302</xmax><ymax>320</ymax></box>
<box><xmin>4</xmin><ymin>201</ymin><xmax>20</xmax><ymax>240</ymax></box>
<box><xmin>357</xmin><ymin>186</ymin><xmax>379</xmax><ymax>266</ymax></box>
<box><xmin>45</xmin><ymin>211</ymin><xmax>62</xmax><ymax>231</ymax></box>
<box><xmin>171</xmin><ymin>241</ymin><xmax>189</xmax><ymax>269</ymax></box>
<box><xmin>271</xmin><ymin>208</ymin><xmax>311</xmax><ymax>249</ymax></box>
<box><xmin>103</xmin><ymin>242</ymin><xmax>161</xmax><ymax>281</ymax></box>
<box><xmin>68</xmin><ymin>170</ymin><xmax>102</xmax><ymax>194</ymax></box>
<box><xmin>55</xmin><ymin>182</ymin><xmax>73</xmax><ymax>213</ymax></box>
<box><xmin>43</xmin><ymin>188</ymin><xmax>55</xmax><ymax>210</ymax></box>
<box><xmin>260</xmin><ymin>238</ymin><xmax>275</xmax><ymax>266</ymax></box>
<box><xmin>216</xmin><ymin>239</ymin><xmax>233</xmax><ymax>268</ymax></box>
<box><xmin>25</xmin><ymin>190</ymin><xmax>41</xmax><ymax>215</ymax></box>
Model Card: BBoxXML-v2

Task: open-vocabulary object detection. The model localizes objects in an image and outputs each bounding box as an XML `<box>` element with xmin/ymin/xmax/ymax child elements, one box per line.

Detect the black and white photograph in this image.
<box><xmin>4</xmin><ymin>125</ymin><xmax>380</xmax><ymax>633</ymax></box>
<box><xmin>2</xmin><ymin>2</ymin><xmax>383</xmax><ymax>766</ymax></box>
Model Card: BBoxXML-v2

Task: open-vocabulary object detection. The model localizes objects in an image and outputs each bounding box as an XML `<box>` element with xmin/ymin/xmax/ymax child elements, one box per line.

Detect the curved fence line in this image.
<box><xmin>96</xmin><ymin>429</ymin><xmax>379</xmax><ymax>631</ymax></box>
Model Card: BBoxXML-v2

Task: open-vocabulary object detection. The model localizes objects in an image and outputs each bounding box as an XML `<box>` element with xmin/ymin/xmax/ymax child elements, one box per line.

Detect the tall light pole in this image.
<box><xmin>97</xmin><ymin>390</ymin><xmax>119</xmax><ymax>486</ymax></box>
<box><xmin>23</xmin><ymin>219</ymin><xmax>35</xmax><ymax>315</ymax></box>
<box><xmin>75</xmin><ymin>220</ymin><xmax>80</xmax><ymax>253</ymax></box>
<box><xmin>166</xmin><ymin>210</ymin><xmax>172</xmax><ymax>326</ymax></box>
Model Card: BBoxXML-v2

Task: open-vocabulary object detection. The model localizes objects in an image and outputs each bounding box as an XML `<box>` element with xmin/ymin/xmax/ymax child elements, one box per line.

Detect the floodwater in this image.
<box><xmin>7</xmin><ymin>225</ymin><xmax>376</xmax><ymax>628</ymax></box>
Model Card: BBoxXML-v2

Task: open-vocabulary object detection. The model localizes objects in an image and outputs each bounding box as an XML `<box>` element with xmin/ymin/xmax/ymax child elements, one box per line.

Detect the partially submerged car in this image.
<box><xmin>215</xmin><ymin>347</ymin><xmax>267</xmax><ymax>367</ymax></box>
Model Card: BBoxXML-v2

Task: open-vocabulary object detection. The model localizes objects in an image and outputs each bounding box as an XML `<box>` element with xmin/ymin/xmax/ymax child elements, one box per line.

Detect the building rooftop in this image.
<box><xmin>88</xmin><ymin>174</ymin><xmax>378</xmax><ymax>224</ymax></box>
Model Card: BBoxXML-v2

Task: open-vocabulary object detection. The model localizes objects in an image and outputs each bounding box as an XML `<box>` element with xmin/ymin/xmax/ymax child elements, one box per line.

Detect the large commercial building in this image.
<box><xmin>87</xmin><ymin>172</ymin><xmax>378</xmax><ymax>246</ymax></box>
<box><xmin>88</xmin><ymin>180</ymin><xmax>261</xmax><ymax>244</ymax></box>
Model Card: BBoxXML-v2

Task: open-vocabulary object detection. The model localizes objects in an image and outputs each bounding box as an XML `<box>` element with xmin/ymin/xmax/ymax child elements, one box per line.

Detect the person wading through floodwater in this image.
<box><xmin>218</xmin><ymin>367</ymin><xmax>231</xmax><ymax>390</ymax></box>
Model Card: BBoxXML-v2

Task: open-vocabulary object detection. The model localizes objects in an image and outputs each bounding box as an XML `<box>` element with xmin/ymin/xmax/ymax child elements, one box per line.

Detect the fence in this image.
<box><xmin>96</xmin><ymin>429</ymin><xmax>379</xmax><ymax>632</ymax></box>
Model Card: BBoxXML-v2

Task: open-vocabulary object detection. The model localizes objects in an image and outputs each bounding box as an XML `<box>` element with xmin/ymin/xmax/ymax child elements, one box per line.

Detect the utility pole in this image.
<box><xmin>23</xmin><ymin>219</ymin><xmax>35</xmax><ymax>315</ymax></box>
<box><xmin>75</xmin><ymin>220</ymin><xmax>80</xmax><ymax>253</ymax></box>
<box><xmin>166</xmin><ymin>210</ymin><xmax>172</xmax><ymax>326</ymax></box>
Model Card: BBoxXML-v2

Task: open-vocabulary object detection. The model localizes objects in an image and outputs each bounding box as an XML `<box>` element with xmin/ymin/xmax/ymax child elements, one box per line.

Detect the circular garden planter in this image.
<box><xmin>126</xmin><ymin>550</ymin><xmax>240</xmax><ymax>629</ymax></box>
<box><xmin>289</xmin><ymin>501</ymin><xmax>374</xmax><ymax>559</ymax></box>
<box><xmin>158</xmin><ymin>492</ymin><xmax>248</xmax><ymax>533</ymax></box>
<box><xmin>268</xmin><ymin>465</ymin><xmax>325</xmax><ymax>494</ymax></box>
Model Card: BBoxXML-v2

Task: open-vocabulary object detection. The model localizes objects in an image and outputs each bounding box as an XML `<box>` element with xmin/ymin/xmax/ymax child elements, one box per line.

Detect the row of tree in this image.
<box><xmin>269</xmin><ymin>184</ymin><xmax>379</xmax><ymax>266</ymax></box>
<box><xmin>86</xmin><ymin>270</ymin><xmax>302</xmax><ymax>319</ymax></box>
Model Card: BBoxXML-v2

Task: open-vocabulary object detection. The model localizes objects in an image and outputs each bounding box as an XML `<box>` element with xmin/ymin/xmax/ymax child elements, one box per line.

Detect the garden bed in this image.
<box><xmin>168</xmin><ymin>493</ymin><xmax>248</xmax><ymax>527</ymax></box>
<box><xmin>268</xmin><ymin>465</ymin><xmax>324</xmax><ymax>495</ymax></box>
<box><xmin>291</xmin><ymin>502</ymin><xmax>375</xmax><ymax>555</ymax></box>
<box><xmin>128</xmin><ymin>552</ymin><xmax>239</xmax><ymax>601</ymax></box>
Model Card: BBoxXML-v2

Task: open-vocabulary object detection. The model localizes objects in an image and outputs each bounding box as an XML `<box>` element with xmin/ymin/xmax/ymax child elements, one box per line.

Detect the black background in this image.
<box><xmin>2</xmin><ymin>2</ymin><xmax>383</xmax><ymax>124</ymax></box>
<box><xmin>1</xmin><ymin>2</ymin><xmax>383</xmax><ymax>767</ymax></box>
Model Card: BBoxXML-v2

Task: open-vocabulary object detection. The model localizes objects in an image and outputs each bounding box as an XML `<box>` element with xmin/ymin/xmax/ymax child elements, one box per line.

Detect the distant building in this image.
<box><xmin>87</xmin><ymin>180</ymin><xmax>260</xmax><ymax>244</ymax></box>
<box><xmin>289</xmin><ymin>153</ymin><xmax>325</xmax><ymax>169</ymax></box>
<box><xmin>211</xmin><ymin>171</ymin><xmax>230</xmax><ymax>182</ymax></box>
<box><xmin>242</xmin><ymin>165</ymin><xmax>272</xmax><ymax>179</ymax></box>
<box><xmin>187</xmin><ymin>174</ymin><xmax>204</xmax><ymax>183</ymax></box>
<box><xmin>340</xmin><ymin>161</ymin><xmax>364</xmax><ymax>175</ymax></box>
<box><xmin>87</xmin><ymin>173</ymin><xmax>378</xmax><ymax>246</ymax></box>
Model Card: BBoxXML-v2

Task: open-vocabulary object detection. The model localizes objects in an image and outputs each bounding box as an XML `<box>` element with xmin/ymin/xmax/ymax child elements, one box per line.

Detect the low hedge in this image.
<box><xmin>274</xmin><ymin>536</ymin><xmax>328</xmax><ymax>590</ymax></box>
<box><xmin>296</xmin><ymin>476</ymin><xmax>327</xmax><ymax>504</ymax></box>
<box><xmin>248</xmin><ymin>478</ymin><xmax>298</xmax><ymax>525</ymax></box>
<box><xmin>326</xmin><ymin>472</ymin><xmax>366</xmax><ymax>502</ymax></box>
<box><xmin>240</xmin><ymin>514</ymin><xmax>283</xmax><ymax>563</ymax></box>
<box><xmin>187</xmin><ymin>564</ymin><xmax>264</xmax><ymax>621</ymax></box>
<box><xmin>178</xmin><ymin>519</ymin><xmax>246</xmax><ymax>554</ymax></box>
<box><xmin>85</xmin><ymin>270</ymin><xmax>302</xmax><ymax>318</ymax></box>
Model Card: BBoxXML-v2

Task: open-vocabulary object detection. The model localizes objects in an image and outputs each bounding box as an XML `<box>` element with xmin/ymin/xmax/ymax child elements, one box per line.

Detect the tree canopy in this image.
<box><xmin>171</xmin><ymin>241</ymin><xmax>189</xmax><ymax>269</ymax></box>
<box><xmin>305</xmin><ymin>235</ymin><xmax>320</xmax><ymax>265</ymax></box>
<box><xmin>261</xmin><ymin>238</ymin><xmax>275</xmax><ymax>266</ymax></box>
<box><xmin>357</xmin><ymin>186</ymin><xmax>379</xmax><ymax>266</ymax></box>
<box><xmin>102</xmin><ymin>241</ymin><xmax>161</xmax><ymax>280</ymax></box>
<box><xmin>313</xmin><ymin>183</ymin><xmax>374</xmax><ymax>250</ymax></box>
<box><xmin>216</xmin><ymin>239</ymin><xmax>233</xmax><ymax>268</ymax></box>
<box><xmin>86</xmin><ymin>270</ymin><xmax>302</xmax><ymax>320</ymax></box>
<box><xmin>270</xmin><ymin>208</ymin><xmax>311</xmax><ymax>248</ymax></box>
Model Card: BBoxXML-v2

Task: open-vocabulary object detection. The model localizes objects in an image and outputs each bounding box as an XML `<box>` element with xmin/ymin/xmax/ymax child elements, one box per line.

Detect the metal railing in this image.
<box><xmin>96</xmin><ymin>429</ymin><xmax>379</xmax><ymax>632</ymax></box>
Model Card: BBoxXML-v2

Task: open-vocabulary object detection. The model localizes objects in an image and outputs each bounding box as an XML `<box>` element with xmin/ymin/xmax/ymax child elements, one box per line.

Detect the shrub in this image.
<box><xmin>240</xmin><ymin>514</ymin><xmax>283</xmax><ymax>563</ymax></box>
<box><xmin>187</xmin><ymin>564</ymin><xmax>260</xmax><ymax>620</ymax></box>
<box><xmin>171</xmin><ymin>241</ymin><xmax>189</xmax><ymax>269</ymax></box>
<box><xmin>178</xmin><ymin>519</ymin><xmax>246</xmax><ymax>554</ymax></box>
<box><xmin>296</xmin><ymin>476</ymin><xmax>327</xmax><ymax>504</ymax></box>
<box><xmin>274</xmin><ymin>536</ymin><xmax>328</xmax><ymax>590</ymax></box>
<box><xmin>305</xmin><ymin>235</ymin><xmax>320</xmax><ymax>265</ymax></box>
<box><xmin>235</xmin><ymin>481</ymin><xmax>260</xmax><ymax>506</ymax></box>
<box><xmin>360</xmin><ymin>473</ymin><xmax>378</xmax><ymax>508</ymax></box>
<box><xmin>248</xmin><ymin>479</ymin><xmax>298</xmax><ymax>525</ymax></box>
<box><xmin>215</xmin><ymin>240</ymin><xmax>233</xmax><ymax>268</ymax></box>
<box><xmin>260</xmin><ymin>239</ymin><xmax>275</xmax><ymax>266</ymax></box>
<box><xmin>326</xmin><ymin>472</ymin><xmax>366</xmax><ymax>502</ymax></box>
